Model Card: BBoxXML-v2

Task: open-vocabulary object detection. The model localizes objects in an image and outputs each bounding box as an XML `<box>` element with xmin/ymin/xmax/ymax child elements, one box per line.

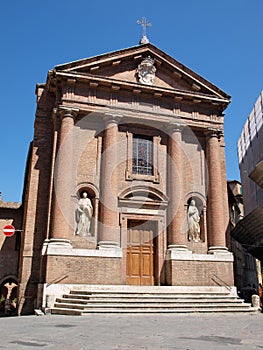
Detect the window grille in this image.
<box><xmin>132</xmin><ymin>135</ymin><xmax>153</xmax><ymax>175</ymax></box>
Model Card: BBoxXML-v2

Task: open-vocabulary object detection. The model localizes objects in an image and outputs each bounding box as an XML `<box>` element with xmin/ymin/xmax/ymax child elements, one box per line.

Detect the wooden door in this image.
<box><xmin>126</xmin><ymin>220</ymin><xmax>156</xmax><ymax>286</ymax></box>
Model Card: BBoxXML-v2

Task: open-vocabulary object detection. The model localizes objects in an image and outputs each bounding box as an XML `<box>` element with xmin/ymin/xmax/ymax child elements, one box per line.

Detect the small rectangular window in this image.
<box><xmin>132</xmin><ymin>135</ymin><xmax>153</xmax><ymax>175</ymax></box>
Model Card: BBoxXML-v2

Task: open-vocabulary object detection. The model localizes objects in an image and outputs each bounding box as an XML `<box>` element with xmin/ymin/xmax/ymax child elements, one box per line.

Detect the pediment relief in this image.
<box><xmin>55</xmin><ymin>44</ymin><xmax>230</xmax><ymax>101</ymax></box>
<box><xmin>77</xmin><ymin>61</ymin><xmax>196</xmax><ymax>93</ymax></box>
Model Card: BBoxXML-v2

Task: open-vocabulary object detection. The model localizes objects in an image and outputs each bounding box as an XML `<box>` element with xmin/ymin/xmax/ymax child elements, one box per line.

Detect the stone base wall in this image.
<box><xmin>43</xmin><ymin>246</ymin><xmax>123</xmax><ymax>285</ymax></box>
<box><xmin>45</xmin><ymin>255</ymin><xmax>123</xmax><ymax>284</ymax></box>
<box><xmin>165</xmin><ymin>251</ymin><xmax>234</xmax><ymax>286</ymax></box>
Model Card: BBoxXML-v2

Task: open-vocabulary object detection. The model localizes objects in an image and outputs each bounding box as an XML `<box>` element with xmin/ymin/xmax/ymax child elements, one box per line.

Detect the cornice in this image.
<box><xmin>54</xmin><ymin>71</ymin><xmax>230</xmax><ymax>108</ymax></box>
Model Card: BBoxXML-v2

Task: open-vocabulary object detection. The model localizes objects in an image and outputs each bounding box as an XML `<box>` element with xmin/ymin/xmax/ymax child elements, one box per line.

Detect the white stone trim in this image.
<box><xmin>45</xmin><ymin>245</ymin><xmax>123</xmax><ymax>258</ymax></box>
<box><xmin>166</xmin><ymin>250</ymin><xmax>234</xmax><ymax>262</ymax></box>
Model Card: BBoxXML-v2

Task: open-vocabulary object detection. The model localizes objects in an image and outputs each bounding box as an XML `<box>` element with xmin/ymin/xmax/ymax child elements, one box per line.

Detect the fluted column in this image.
<box><xmin>206</xmin><ymin>129</ymin><xmax>228</xmax><ymax>253</ymax></box>
<box><xmin>98</xmin><ymin>114</ymin><xmax>121</xmax><ymax>248</ymax></box>
<box><xmin>50</xmin><ymin>107</ymin><xmax>78</xmax><ymax>244</ymax></box>
<box><xmin>167</xmin><ymin>123</ymin><xmax>187</xmax><ymax>250</ymax></box>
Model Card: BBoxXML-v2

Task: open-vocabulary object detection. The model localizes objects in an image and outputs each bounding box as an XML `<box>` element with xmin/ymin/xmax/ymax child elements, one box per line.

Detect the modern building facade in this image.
<box><xmin>232</xmin><ymin>91</ymin><xmax>263</xmax><ymax>263</ymax></box>
<box><xmin>231</xmin><ymin>91</ymin><xmax>263</xmax><ymax>292</ymax></box>
<box><xmin>1</xmin><ymin>42</ymin><xmax>235</xmax><ymax>315</ymax></box>
<box><xmin>238</xmin><ymin>90</ymin><xmax>263</xmax><ymax>213</ymax></box>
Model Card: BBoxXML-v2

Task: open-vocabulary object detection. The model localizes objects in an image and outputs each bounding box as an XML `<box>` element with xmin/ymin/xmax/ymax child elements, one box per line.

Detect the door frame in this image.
<box><xmin>120</xmin><ymin>213</ymin><xmax>166</xmax><ymax>286</ymax></box>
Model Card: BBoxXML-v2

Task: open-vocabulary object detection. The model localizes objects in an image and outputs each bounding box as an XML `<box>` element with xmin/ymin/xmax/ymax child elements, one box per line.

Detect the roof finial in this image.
<box><xmin>137</xmin><ymin>17</ymin><xmax>151</xmax><ymax>44</ymax></box>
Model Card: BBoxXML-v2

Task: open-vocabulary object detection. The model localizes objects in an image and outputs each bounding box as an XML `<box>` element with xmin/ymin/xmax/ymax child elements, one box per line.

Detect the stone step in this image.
<box><xmin>69</xmin><ymin>289</ymin><xmax>230</xmax><ymax>296</ymax></box>
<box><xmin>63</xmin><ymin>294</ymin><xmax>241</xmax><ymax>301</ymax></box>
<box><xmin>67</xmin><ymin>292</ymin><xmax>232</xmax><ymax>298</ymax></box>
<box><xmin>52</xmin><ymin>306</ymin><xmax>257</xmax><ymax>316</ymax></box>
<box><xmin>57</xmin><ymin>297</ymin><xmax>244</xmax><ymax>305</ymax></box>
<box><xmin>50</xmin><ymin>286</ymin><xmax>258</xmax><ymax>316</ymax></box>
<box><xmin>54</xmin><ymin>301</ymin><xmax>252</xmax><ymax>310</ymax></box>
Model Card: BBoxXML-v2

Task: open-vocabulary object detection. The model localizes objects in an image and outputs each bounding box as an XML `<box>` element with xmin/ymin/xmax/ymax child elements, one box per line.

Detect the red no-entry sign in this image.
<box><xmin>3</xmin><ymin>224</ymin><xmax>15</xmax><ymax>237</ymax></box>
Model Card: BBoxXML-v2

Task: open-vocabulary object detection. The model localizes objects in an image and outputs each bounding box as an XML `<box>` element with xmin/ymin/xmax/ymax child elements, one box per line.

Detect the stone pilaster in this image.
<box><xmin>50</xmin><ymin>107</ymin><xmax>78</xmax><ymax>245</ymax></box>
<box><xmin>206</xmin><ymin>129</ymin><xmax>228</xmax><ymax>253</ymax></box>
<box><xmin>167</xmin><ymin>123</ymin><xmax>187</xmax><ymax>251</ymax></box>
<box><xmin>98</xmin><ymin>114</ymin><xmax>121</xmax><ymax>248</ymax></box>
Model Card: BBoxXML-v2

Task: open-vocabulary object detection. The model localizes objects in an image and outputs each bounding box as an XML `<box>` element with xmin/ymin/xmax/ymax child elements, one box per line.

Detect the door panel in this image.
<box><xmin>126</xmin><ymin>220</ymin><xmax>155</xmax><ymax>286</ymax></box>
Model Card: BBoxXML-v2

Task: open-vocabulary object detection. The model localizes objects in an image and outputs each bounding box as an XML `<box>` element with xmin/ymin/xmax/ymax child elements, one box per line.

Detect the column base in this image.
<box><xmin>208</xmin><ymin>246</ymin><xmax>229</xmax><ymax>254</ymax></box>
<box><xmin>98</xmin><ymin>241</ymin><xmax>120</xmax><ymax>249</ymax></box>
<box><xmin>168</xmin><ymin>244</ymin><xmax>188</xmax><ymax>252</ymax></box>
<box><xmin>47</xmin><ymin>238</ymin><xmax>72</xmax><ymax>247</ymax></box>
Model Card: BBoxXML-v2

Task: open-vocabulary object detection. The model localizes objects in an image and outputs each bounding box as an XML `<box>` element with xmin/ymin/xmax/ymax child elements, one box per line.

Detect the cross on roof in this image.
<box><xmin>137</xmin><ymin>17</ymin><xmax>151</xmax><ymax>44</ymax></box>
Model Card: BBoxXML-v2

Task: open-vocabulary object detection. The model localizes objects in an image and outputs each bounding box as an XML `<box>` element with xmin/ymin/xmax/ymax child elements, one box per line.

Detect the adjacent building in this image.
<box><xmin>0</xmin><ymin>194</ymin><xmax>22</xmax><ymax>315</ymax></box>
<box><xmin>232</xmin><ymin>90</ymin><xmax>263</xmax><ymax>287</ymax></box>
<box><xmin>238</xmin><ymin>90</ymin><xmax>263</xmax><ymax>213</ymax></box>
<box><xmin>227</xmin><ymin>180</ymin><xmax>259</xmax><ymax>298</ymax></box>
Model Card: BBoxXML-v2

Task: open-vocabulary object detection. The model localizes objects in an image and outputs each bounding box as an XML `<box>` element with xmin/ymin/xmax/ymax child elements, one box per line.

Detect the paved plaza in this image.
<box><xmin>0</xmin><ymin>313</ymin><xmax>262</xmax><ymax>349</ymax></box>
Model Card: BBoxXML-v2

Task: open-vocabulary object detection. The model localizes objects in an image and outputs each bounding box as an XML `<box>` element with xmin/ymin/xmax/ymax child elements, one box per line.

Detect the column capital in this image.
<box><xmin>205</xmin><ymin>128</ymin><xmax>223</xmax><ymax>139</ymax></box>
<box><xmin>104</xmin><ymin>113</ymin><xmax>122</xmax><ymax>125</ymax></box>
<box><xmin>52</xmin><ymin>108</ymin><xmax>60</xmax><ymax>130</ymax></box>
<box><xmin>167</xmin><ymin>121</ymin><xmax>185</xmax><ymax>134</ymax></box>
<box><xmin>58</xmin><ymin>106</ymin><xmax>79</xmax><ymax>119</ymax></box>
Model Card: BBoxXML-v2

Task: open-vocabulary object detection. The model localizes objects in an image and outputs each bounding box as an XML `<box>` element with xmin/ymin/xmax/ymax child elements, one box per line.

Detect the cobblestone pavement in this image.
<box><xmin>0</xmin><ymin>313</ymin><xmax>262</xmax><ymax>350</ymax></box>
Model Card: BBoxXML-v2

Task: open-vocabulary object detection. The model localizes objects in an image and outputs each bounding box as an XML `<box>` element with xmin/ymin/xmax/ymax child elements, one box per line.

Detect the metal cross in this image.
<box><xmin>137</xmin><ymin>17</ymin><xmax>152</xmax><ymax>38</ymax></box>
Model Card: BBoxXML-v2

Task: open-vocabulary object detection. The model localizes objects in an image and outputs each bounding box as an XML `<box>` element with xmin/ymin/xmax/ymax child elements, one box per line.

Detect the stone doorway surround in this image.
<box><xmin>118</xmin><ymin>186</ymin><xmax>168</xmax><ymax>286</ymax></box>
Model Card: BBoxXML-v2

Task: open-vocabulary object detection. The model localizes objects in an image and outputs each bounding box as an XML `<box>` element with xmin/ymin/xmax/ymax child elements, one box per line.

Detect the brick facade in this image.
<box><xmin>15</xmin><ymin>43</ymin><xmax>233</xmax><ymax>314</ymax></box>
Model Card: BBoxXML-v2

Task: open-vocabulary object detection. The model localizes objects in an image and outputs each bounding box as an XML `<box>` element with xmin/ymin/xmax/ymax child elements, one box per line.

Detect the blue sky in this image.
<box><xmin>0</xmin><ymin>0</ymin><xmax>262</xmax><ymax>202</ymax></box>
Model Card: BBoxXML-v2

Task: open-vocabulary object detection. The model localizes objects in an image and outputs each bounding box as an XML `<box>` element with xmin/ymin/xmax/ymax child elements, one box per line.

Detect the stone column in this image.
<box><xmin>219</xmin><ymin>134</ymin><xmax>230</xmax><ymax>237</ymax></box>
<box><xmin>206</xmin><ymin>129</ymin><xmax>228</xmax><ymax>253</ymax></box>
<box><xmin>167</xmin><ymin>123</ymin><xmax>187</xmax><ymax>250</ymax></box>
<box><xmin>98</xmin><ymin>114</ymin><xmax>121</xmax><ymax>248</ymax></box>
<box><xmin>50</xmin><ymin>107</ymin><xmax>78</xmax><ymax>245</ymax></box>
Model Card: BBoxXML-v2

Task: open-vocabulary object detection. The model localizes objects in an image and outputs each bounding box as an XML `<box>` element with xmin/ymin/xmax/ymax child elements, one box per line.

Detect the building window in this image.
<box><xmin>124</xmin><ymin>128</ymin><xmax>160</xmax><ymax>183</ymax></box>
<box><xmin>132</xmin><ymin>135</ymin><xmax>153</xmax><ymax>175</ymax></box>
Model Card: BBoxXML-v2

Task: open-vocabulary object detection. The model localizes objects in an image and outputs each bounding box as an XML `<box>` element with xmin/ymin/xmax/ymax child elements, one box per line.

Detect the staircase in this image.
<box><xmin>50</xmin><ymin>286</ymin><xmax>258</xmax><ymax>315</ymax></box>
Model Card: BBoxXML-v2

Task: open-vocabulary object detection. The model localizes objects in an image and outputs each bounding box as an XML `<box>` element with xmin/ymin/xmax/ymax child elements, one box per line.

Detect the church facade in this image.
<box><xmin>17</xmin><ymin>43</ymin><xmax>233</xmax><ymax>314</ymax></box>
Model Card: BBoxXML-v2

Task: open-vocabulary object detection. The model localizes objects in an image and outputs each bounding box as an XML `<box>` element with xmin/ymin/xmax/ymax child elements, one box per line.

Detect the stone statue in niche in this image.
<box><xmin>75</xmin><ymin>192</ymin><xmax>93</xmax><ymax>236</ymax></box>
<box><xmin>187</xmin><ymin>199</ymin><xmax>201</xmax><ymax>242</ymax></box>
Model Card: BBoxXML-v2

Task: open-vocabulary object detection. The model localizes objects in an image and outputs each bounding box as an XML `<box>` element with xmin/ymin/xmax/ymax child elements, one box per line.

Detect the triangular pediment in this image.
<box><xmin>54</xmin><ymin>44</ymin><xmax>230</xmax><ymax>101</ymax></box>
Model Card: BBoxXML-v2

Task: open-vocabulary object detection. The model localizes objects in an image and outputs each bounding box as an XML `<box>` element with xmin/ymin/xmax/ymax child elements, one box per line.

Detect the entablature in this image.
<box><xmin>53</xmin><ymin>71</ymin><xmax>229</xmax><ymax>111</ymax></box>
<box><xmin>57</xmin><ymin>100</ymin><xmax>224</xmax><ymax>134</ymax></box>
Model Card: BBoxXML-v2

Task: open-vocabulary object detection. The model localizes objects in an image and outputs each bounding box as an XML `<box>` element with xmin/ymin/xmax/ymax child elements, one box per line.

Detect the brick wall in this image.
<box><xmin>166</xmin><ymin>259</ymin><xmax>234</xmax><ymax>286</ymax></box>
<box><xmin>45</xmin><ymin>255</ymin><xmax>123</xmax><ymax>285</ymax></box>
